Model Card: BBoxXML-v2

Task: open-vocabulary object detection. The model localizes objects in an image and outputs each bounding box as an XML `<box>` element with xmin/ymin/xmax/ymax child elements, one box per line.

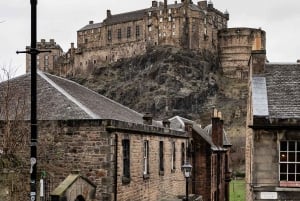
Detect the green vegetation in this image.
<box><xmin>230</xmin><ymin>179</ymin><xmax>245</xmax><ymax>201</ymax></box>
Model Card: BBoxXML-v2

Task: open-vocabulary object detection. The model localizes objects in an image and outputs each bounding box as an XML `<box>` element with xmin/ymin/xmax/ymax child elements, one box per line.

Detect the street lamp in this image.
<box><xmin>182</xmin><ymin>162</ymin><xmax>192</xmax><ymax>201</ymax></box>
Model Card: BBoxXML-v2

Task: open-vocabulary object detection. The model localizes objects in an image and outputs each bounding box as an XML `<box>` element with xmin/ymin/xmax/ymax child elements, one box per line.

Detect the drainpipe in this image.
<box><xmin>114</xmin><ymin>134</ymin><xmax>118</xmax><ymax>201</ymax></box>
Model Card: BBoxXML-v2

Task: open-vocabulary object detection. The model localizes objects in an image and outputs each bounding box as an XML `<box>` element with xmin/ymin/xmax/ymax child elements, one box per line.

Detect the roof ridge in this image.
<box><xmin>38</xmin><ymin>71</ymin><xmax>100</xmax><ymax>119</ymax></box>
<box><xmin>41</xmin><ymin>72</ymin><xmax>144</xmax><ymax>119</ymax></box>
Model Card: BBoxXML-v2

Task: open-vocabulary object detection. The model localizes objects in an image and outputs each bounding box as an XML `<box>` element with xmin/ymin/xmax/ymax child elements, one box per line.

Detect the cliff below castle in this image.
<box><xmin>69</xmin><ymin>46</ymin><xmax>247</xmax><ymax>170</ymax></box>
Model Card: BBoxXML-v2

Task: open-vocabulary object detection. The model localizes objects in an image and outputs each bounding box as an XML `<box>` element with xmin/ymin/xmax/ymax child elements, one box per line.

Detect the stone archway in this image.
<box><xmin>75</xmin><ymin>195</ymin><xmax>85</xmax><ymax>201</ymax></box>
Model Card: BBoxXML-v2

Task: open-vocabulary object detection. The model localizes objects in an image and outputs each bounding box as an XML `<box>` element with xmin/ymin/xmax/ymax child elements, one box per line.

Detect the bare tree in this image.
<box><xmin>0</xmin><ymin>66</ymin><xmax>29</xmax><ymax>201</ymax></box>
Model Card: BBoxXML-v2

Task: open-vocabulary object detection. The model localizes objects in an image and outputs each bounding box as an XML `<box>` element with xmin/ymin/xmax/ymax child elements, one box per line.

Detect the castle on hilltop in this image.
<box><xmin>26</xmin><ymin>0</ymin><xmax>266</xmax><ymax>79</ymax></box>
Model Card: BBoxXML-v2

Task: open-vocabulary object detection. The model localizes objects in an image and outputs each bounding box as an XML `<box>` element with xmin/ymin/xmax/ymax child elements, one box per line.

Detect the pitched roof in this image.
<box><xmin>252</xmin><ymin>63</ymin><xmax>300</xmax><ymax>119</ymax></box>
<box><xmin>103</xmin><ymin>9</ymin><xmax>147</xmax><ymax>25</ymax></box>
<box><xmin>78</xmin><ymin>22</ymin><xmax>103</xmax><ymax>32</ymax></box>
<box><xmin>168</xmin><ymin>116</ymin><xmax>231</xmax><ymax>150</ymax></box>
<box><xmin>0</xmin><ymin>71</ymin><xmax>155</xmax><ymax>125</ymax></box>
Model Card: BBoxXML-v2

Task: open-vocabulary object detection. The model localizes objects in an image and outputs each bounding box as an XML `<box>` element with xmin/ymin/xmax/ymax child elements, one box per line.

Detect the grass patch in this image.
<box><xmin>230</xmin><ymin>179</ymin><xmax>245</xmax><ymax>201</ymax></box>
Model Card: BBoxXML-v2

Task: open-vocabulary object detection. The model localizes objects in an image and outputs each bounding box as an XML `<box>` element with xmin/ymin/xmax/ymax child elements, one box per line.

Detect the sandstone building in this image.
<box><xmin>26</xmin><ymin>39</ymin><xmax>63</xmax><ymax>73</ymax></box>
<box><xmin>246</xmin><ymin>51</ymin><xmax>300</xmax><ymax>200</ymax></box>
<box><xmin>26</xmin><ymin>0</ymin><xmax>266</xmax><ymax>79</ymax></box>
<box><xmin>0</xmin><ymin>71</ymin><xmax>231</xmax><ymax>201</ymax></box>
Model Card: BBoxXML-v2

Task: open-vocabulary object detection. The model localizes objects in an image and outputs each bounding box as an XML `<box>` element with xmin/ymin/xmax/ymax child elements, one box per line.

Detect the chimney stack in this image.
<box><xmin>249</xmin><ymin>50</ymin><xmax>266</xmax><ymax>76</ymax></box>
<box><xmin>198</xmin><ymin>1</ymin><xmax>207</xmax><ymax>9</ymax></box>
<box><xmin>162</xmin><ymin>118</ymin><xmax>171</xmax><ymax>128</ymax></box>
<box><xmin>211</xmin><ymin>108</ymin><xmax>223</xmax><ymax>147</ymax></box>
<box><xmin>143</xmin><ymin>113</ymin><xmax>153</xmax><ymax>125</ymax></box>
<box><xmin>107</xmin><ymin>10</ymin><xmax>111</xmax><ymax>18</ymax></box>
<box><xmin>89</xmin><ymin>20</ymin><xmax>94</xmax><ymax>25</ymax></box>
<box><xmin>152</xmin><ymin>1</ymin><xmax>158</xmax><ymax>7</ymax></box>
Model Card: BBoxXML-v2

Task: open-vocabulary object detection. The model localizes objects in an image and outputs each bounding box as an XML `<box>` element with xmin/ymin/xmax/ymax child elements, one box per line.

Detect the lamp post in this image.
<box><xmin>182</xmin><ymin>162</ymin><xmax>192</xmax><ymax>201</ymax></box>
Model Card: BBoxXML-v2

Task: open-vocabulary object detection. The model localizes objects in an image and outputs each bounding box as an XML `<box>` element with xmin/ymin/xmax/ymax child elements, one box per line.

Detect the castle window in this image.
<box><xmin>143</xmin><ymin>140</ymin><xmax>149</xmax><ymax>176</ymax></box>
<box><xmin>148</xmin><ymin>26</ymin><xmax>152</xmax><ymax>32</ymax></box>
<box><xmin>159</xmin><ymin>33</ymin><xmax>162</xmax><ymax>37</ymax></box>
<box><xmin>159</xmin><ymin>18</ymin><xmax>163</xmax><ymax>23</ymax></box>
<box><xmin>163</xmin><ymin>32</ymin><xmax>166</xmax><ymax>37</ymax></box>
<box><xmin>148</xmin><ymin>11</ymin><xmax>152</xmax><ymax>17</ymax></box>
<box><xmin>168</xmin><ymin>9</ymin><xmax>172</xmax><ymax>14</ymax></box>
<box><xmin>117</xmin><ymin>29</ymin><xmax>122</xmax><ymax>40</ymax></box>
<box><xmin>136</xmin><ymin>25</ymin><xmax>140</xmax><ymax>37</ymax></box>
<box><xmin>204</xmin><ymin>18</ymin><xmax>207</xmax><ymax>25</ymax></box>
<box><xmin>127</xmin><ymin>27</ymin><xmax>131</xmax><ymax>38</ymax></box>
<box><xmin>85</xmin><ymin>38</ymin><xmax>88</xmax><ymax>43</ymax></box>
<box><xmin>107</xmin><ymin>30</ymin><xmax>112</xmax><ymax>41</ymax></box>
<box><xmin>160</xmin><ymin>10</ymin><xmax>162</xmax><ymax>15</ymax></box>
<box><xmin>172</xmin><ymin>31</ymin><xmax>176</xmax><ymax>36</ymax></box>
<box><xmin>122</xmin><ymin>139</ymin><xmax>130</xmax><ymax>183</ymax></box>
<box><xmin>91</xmin><ymin>29</ymin><xmax>94</xmax><ymax>34</ymax></box>
<box><xmin>172</xmin><ymin>24</ymin><xmax>176</xmax><ymax>29</ymax></box>
<box><xmin>159</xmin><ymin>141</ymin><xmax>164</xmax><ymax>175</ymax></box>
<box><xmin>168</xmin><ymin>16</ymin><xmax>172</xmax><ymax>22</ymax></box>
<box><xmin>279</xmin><ymin>141</ymin><xmax>300</xmax><ymax>186</ymax></box>
<box><xmin>93</xmin><ymin>60</ymin><xmax>96</xmax><ymax>64</ymax></box>
<box><xmin>171</xmin><ymin>142</ymin><xmax>176</xmax><ymax>171</ymax></box>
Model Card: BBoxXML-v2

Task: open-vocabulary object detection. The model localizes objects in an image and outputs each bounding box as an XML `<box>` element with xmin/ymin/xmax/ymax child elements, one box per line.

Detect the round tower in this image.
<box><xmin>218</xmin><ymin>28</ymin><xmax>266</xmax><ymax>79</ymax></box>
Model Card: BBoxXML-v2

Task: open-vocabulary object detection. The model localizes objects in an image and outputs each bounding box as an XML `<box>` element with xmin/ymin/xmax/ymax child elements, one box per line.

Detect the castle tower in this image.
<box><xmin>218</xmin><ymin>28</ymin><xmax>266</xmax><ymax>79</ymax></box>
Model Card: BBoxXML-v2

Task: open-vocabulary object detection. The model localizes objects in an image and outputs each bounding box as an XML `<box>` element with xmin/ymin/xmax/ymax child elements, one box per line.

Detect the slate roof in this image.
<box><xmin>103</xmin><ymin>9</ymin><xmax>147</xmax><ymax>25</ymax></box>
<box><xmin>252</xmin><ymin>63</ymin><xmax>300</xmax><ymax>119</ymax></box>
<box><xmin>78</xmin><ymin>22</ymin><xmax>103</xmax><ymax>32</ymax></box>
<box><xmin>81</xmin><ymin>3</ymin><xmax>205</xmax><ymax>29</ymax></box>
<box><xmin>0</xmin><ymin>71</ymin><xmax>158</xmax><ymax>125</ymax></box>
<box><xmin>168</xmin><ymin>116</ymin><xmax>231</xmax><ymax>150</ymax></box>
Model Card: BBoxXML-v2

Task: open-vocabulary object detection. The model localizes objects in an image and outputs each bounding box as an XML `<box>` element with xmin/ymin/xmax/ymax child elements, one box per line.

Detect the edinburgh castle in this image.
<box><xmin>26</xmin><ymin>0</ymin><xmax>266</xmax><ymax>80</ymax></box>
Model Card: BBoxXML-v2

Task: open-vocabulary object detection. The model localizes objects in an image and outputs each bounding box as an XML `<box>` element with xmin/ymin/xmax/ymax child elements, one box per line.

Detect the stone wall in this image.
<box><xmin>1</xmin><ymin>119</ymin><xmax>188</xmax><ymax>201</ymax></box>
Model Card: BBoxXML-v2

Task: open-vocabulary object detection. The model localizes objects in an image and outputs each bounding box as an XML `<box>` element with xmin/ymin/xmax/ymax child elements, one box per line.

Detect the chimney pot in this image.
<box><xmin>297</xmin><ymin>59</ymin><xmax>300</xmax><ymax>63</ymax></box>
<box><xmin>89</xmin><ymin>20</ymin><xmax>94</xmax><ymax>24</ymax></box>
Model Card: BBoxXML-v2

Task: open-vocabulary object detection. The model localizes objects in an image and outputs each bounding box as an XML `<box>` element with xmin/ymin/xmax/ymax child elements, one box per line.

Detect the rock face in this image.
<box><xmin>70</xmin><ymin>46</ymin><xmax>247</xmax><ymax>170</ymax></box>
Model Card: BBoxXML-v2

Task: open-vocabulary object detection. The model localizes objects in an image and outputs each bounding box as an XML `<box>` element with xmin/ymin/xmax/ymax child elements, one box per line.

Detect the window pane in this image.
<box><xmin>288</xmin><ymin>164</ymin><xmax>296</xmax><ymax>173</ymax></box>
<box><xmin>297</xmin><ymin>142</ymin><xmax>300</xmax><ymax>151</ymax></box>
<box><xmin>288</xmin><ymin>174</ymin><xmax>295</xmax><ymax>181</ymax></box>
<box><xmin>297</xmin><ymin>152</ymin><xmax>300</xmax><ymax>162</ymax></box>
<box><xmin>280</xmin><ymin>173</ymin><xmax>287</xmax><ymax>181</ymax></box>
<box><xmin>288</xmin><ymin>152</ymin><xmax>296</xmax><ymax>162</ymax></box>
<box><xmin>297</xmin><ymin>174</ymin><xmax>300</xmax><ymax>181</ymax></box>
<box><xmin>281</xmin><ymin>141</ymin><xmax>287</xmax><ymax>151</ymax></box>
<box><xmin>280</xmin><ymin>163</ymin><xmax>287</xmax><ymax>173</ymax></box>
<box><xmin>289</xmin><ymin>141</ymin><xmax>296</xmax><ymax>151</ymax></box>
<box><xmin>280</xmin><ymin>152</ymin><xmax>287</xmax><ymax>162</ymax></box>
<box><xmin>297</xmin><ymin>164</ymin><xmax>300</xmax><ymax>172</ymax></box>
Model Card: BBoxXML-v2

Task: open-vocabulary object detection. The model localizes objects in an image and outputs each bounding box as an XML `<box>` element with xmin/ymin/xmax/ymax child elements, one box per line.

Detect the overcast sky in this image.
<box><xmin>1</xmin><ymin>0</ymin><xmax>299</xmax><ymax>77</ymax></box>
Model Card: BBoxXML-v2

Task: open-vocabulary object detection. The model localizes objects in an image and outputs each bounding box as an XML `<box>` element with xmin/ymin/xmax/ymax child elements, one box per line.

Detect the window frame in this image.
<box><xmin>143</xmin><ymin>140</ymin><xmax>150</xmax><ymax>178</ymax></box>
<box><xmin>159</xmin><ymin>141</ymin><xmax>164</xmax><ymax>175</ymax></box>
<box><xmin>122</xmin><ymin>139</ymin><xmax>130</xmax><ymax>184</ymax></box>
<box><xmin>127</xmin><ymin>26</ymin><xmax>131</xmax><ymax>38</ymax></box>
<box><xmin>171</xmin><ymin>142</ymin><xmax>176</xmax><ymax>172</ymax></box>
<box><xmin>279</xmin><ymin>140</ymin><xmax>300</xmax><ymax>187</ymax></box>
<box><xmin>117</xmin><ymin>28</ymin><xmax>122</xmax><ymax>40</ymax></box>
<box><xmin>136</xmin><ymin>25</ymin><xmax>140</xmax><ymax>38</ymax></box>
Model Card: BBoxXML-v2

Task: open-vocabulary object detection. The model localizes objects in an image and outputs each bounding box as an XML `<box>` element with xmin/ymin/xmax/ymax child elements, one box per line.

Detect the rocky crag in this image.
<box><xmin>69</xmin><ymin>46</ymin><xmax>247</xmax><ymax>171</ymax></box>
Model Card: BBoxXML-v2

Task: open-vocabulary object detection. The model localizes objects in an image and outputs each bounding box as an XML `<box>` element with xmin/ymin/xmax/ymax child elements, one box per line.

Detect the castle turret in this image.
<box><xmin>224</xmin><ymin>9</ymin><xmax>229</xmax><ymax>20</ymax></box>
<box><xmin>208</xmin><ymin>0</ymin><xmax>214</xmax><ymax>9</ymax></box>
